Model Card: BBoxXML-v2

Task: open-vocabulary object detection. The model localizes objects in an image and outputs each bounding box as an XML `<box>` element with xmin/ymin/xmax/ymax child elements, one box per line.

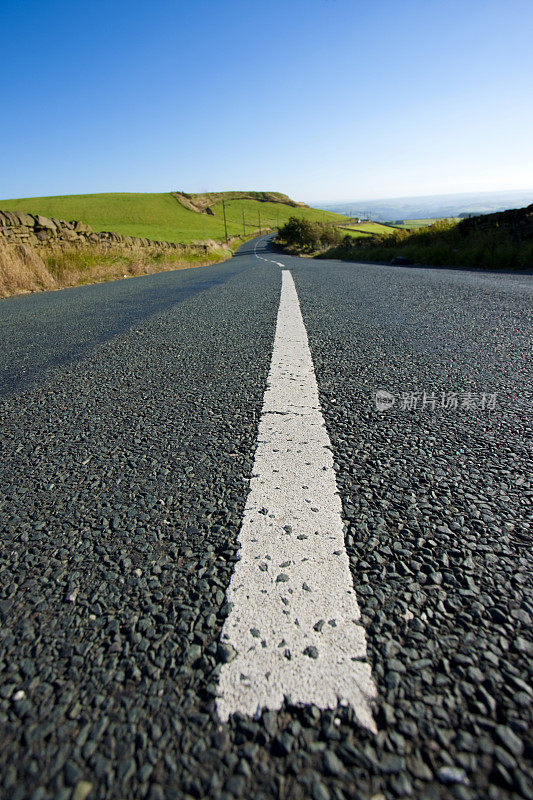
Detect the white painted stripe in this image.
<box><xmin>252</xmin><ymin>234</ymin><xmax>283</xmax><ymax>266</ymax></box>
<box><xmin>216</xmin><ymin>271</ymin><xmax>377</xmax><ymax>731</ymax></box>
<box><xmin>253</xmin><ymin>236</ymin><xmax>269</xmax><ymax>261</ymax></box>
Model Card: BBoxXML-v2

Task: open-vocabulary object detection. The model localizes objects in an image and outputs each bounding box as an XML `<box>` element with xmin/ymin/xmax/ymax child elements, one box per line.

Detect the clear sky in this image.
<box><xmin>1</xmin><ymin>0</ymin><xmax>532</xmax><ymax>202</ymax></box>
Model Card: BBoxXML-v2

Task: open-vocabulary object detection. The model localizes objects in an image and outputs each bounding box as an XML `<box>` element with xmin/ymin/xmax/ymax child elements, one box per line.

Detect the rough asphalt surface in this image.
<box><xmin>0</xmin><ymin>236</ymin><xmax>531</xmax><ymax>800</ymax></box>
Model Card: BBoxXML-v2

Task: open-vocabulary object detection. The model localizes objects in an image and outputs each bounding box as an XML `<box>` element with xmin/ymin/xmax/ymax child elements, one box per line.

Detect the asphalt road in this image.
<box><xmin>0</xmin><ymin>236</ymin><xmax>531</xmax><ymax>800</ymax></box>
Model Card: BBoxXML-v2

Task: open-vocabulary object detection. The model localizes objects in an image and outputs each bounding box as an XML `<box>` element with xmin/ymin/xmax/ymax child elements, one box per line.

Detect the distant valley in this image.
<box><xmin>313</xmin><ymin>189</ymin><xmax>533</xmax><ymax>222</ymax></box>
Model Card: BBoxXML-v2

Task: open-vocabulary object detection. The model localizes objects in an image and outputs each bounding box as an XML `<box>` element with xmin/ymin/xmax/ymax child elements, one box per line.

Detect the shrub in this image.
<box><xmin>319</xmin><ymin>212</ymin><xmax>533</xmax><ymax>271</ymax></box>
<box><xmin>275</xmin><ymin>217</ymin><xmax>343</xmax><ymax>252</ymax></box>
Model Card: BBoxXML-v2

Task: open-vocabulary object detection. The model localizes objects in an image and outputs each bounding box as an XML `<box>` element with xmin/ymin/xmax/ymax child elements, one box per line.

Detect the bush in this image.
<box><xmin>275</xmin><ymin>217</ymin><xmax>343</xmax><ymax>252</ymax></box>
<box><xmin>320</xmin><ymin>214</ymin><xmax>533</xmax><ymax>270</ymax></box>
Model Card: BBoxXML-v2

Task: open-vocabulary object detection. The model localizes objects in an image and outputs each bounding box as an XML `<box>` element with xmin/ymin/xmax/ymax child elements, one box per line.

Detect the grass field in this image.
<box><xmin>0</xmin><ymin>192</ymin><xmax>349</xmax><ymax>244</ymax></box>
<box><xmin>394</xmin><ymin>218</ymin><xmax>461</xmax><ymax>229</ymax></box>
<box><xmin>339</xmin><ymin>221</ymin><xmax>395</xmax><ymax>237</ymax></box>
<box><xmin>209</xmin><ymin>197</ymin><xmax>346</xmax><ymax>235</ymax></box>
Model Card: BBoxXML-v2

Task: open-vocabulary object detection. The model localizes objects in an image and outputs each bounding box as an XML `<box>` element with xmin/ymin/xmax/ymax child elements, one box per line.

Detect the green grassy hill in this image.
<box><xmin>0</xmin><ymin>191</ymin><xmax>348</xmax><ymax>244</ymax></box>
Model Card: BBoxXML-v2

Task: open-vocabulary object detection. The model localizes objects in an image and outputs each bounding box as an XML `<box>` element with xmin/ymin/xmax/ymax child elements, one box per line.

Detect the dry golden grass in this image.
<box><xmin>0</xmin><ymin>240</ymin><xmax>233</xmax><ymax>299</ymax></box>
<box><xmin>0</xmin><ymin>241</ymin><xmax>57</xmax><ymax>297</ymax></box>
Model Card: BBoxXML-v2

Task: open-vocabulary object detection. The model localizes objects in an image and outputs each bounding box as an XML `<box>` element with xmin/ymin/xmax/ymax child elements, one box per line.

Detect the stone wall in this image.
<box><xmin>0</xmin><ymin>210</ymin><xmax>182</xmax><ymax>251</ymax></box>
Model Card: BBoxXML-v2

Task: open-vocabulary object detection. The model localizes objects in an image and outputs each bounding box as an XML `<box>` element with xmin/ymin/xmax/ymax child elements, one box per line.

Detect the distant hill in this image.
<box><xmin>313</xmin><ymin>190</ymin><xmax>533</xmax><ymax>223</ymax></box>
<box><xmin>0</xmin><ymin>191</ymin><xmax>346</xmax><ymax>245</ymax></box>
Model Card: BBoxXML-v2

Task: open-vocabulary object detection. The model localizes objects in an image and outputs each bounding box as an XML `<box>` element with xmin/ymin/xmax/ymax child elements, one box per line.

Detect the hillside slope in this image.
<box><xmin>172</xmin><ymin>190</ymin><xmax>305</xmax><ymax>212</ymax></box>
<box><xmin>0</xmin><ymin>192</ymin><xmax>348</xmax><ymax>244</ymax></box>
<box><xmin>322</xmin><ymin>204</ymin><xmax>533</xmax><ymax>270</ymax></box>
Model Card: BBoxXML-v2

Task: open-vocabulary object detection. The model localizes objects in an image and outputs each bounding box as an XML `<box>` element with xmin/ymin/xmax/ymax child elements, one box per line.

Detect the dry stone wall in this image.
<box><xmin>0</xmin><ymin>210</ymin><xmax>183</xmax><ymax>251</ymax></box>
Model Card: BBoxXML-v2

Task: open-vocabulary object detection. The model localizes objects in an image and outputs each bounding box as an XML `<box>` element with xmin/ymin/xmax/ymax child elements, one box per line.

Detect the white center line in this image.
<box><xmin>216</xmin><ymin>271</ymin><xmax>377</xmax><ymax>731</ymax></box>
<box><xmin>253</xmin><ymin>236</ymin><xmax>270</xmax><ymax>261</ymax></box>
<box><xmin>252</xmin><ymin>236</ymin><xmax>284</xmax><ymax>266</ymax></box>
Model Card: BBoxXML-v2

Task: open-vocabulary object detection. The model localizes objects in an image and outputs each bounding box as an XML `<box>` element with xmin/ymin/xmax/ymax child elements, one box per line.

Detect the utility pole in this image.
<box><xmin>222</xmin><ymin>200</ymin><xmax>228</xmax><ymax>244</ymax></box>
<box><xmin>242</xmin><ymin>210</ymin><xmax>246</xmax><ymax>236</ymax></box>
<box><xmin>258</xmin><ymin>209</ymin><xmax>261</xmax><ymax>234</ymax></box>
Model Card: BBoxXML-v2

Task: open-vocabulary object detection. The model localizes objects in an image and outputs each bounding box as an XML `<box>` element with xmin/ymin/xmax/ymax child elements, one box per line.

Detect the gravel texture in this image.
<box><xmin>0</xmin><ymin>238</ymin><xmax>531</xmax><ymax>799</ymax></box>
<box><xmin>292</xmin><ymin>253</ymin><xmax>533</xmax><ymax>799</ymax></box>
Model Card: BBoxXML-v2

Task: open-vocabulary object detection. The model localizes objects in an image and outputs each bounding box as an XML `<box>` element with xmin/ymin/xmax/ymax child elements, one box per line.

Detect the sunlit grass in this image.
<box><xmin>340</xmin><ymin>222</ymin><xmax>395</xmax><ymax>237</ymax></box>
<box><xmin>0</xmin><ymin>192</ymin><xmax>349</xmax><ymax>244</ymax></box>
<box><xmin>395</xmin><ymin>217</ymin><xmax>461</xmax><ymax>229</ymax></box>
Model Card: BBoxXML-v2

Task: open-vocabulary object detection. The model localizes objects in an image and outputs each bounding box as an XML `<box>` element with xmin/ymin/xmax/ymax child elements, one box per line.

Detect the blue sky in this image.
<box><xmin>1</xmin><ymin>0</ymin><xmax>532</xmax><ymax>202</ymax></box>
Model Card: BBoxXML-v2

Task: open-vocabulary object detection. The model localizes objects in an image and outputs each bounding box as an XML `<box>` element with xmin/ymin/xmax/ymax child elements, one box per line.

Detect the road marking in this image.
<box><xmin>252</xmin><ymin>236</ymin><xmax>284</xmax><ymax>266</ymax></box>
<box><xmin>216</xmin><ymin>271</ymin><xmax>377</xmax><ymax>731</ymax></box>
<box><xmin>253</xmin><ymin>236</ymin><xmax>270</xmax><ymax>261</ymax></box>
